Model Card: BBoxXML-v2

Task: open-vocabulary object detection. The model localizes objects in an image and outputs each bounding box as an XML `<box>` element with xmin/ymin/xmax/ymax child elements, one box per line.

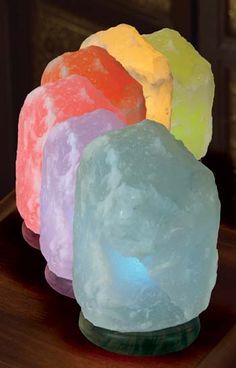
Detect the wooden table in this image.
<box><xmin>0</xmin><ymin>192</ymin><xmax>235</xmax><ymax>368</ymax></box>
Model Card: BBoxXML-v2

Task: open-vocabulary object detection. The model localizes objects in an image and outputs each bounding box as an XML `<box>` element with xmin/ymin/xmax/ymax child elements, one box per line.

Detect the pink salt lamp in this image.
<box><xmin>16</xmin><ymin>75</ymin><xmax>126</xmax><ymax>245</ymax></box>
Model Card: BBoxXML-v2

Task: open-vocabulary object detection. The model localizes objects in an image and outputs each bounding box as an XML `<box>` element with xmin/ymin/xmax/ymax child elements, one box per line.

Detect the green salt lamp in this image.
<box><xmin>144</xmin><ymin>28</ymin><xmax>214</xmax><ymax>159</ymax></box>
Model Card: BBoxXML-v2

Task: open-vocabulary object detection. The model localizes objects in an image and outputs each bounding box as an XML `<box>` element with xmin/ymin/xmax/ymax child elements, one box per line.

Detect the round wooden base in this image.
<box><xmin>22</xmin><ymin>221</ymin><xmax>40</xmax><ymax>249</ymax></box>
<box><xmin>79</xmin><ymin>312</ymin><xmax>200</xmax><ymax>356</ymax></box>
<box><xmin>44</xmin><ymin>265</ymin><xmax>74</xmax><ymax>298</ymax></box>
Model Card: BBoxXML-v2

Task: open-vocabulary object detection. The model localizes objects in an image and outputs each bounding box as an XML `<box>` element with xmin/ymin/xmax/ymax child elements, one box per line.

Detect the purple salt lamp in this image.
<box><xmin>40</xmin><ymin>109</ymin><xmax>125</xmax><ymax>297</ymax></box>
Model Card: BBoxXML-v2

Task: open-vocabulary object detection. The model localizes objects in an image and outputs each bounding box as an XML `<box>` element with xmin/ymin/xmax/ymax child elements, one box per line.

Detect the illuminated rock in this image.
<box><xmin>81</xmin><ymin>24</ymin><xmax>172</xmax><ymax>128</ymax></box>
<box><xmin>41</xmin><ymin>46</ymin><xmax>146</xmax><ymax>125</ymax></box>
<box><xmin>144</xmin><ymin>28</ymin><xmax>214</xmax><ymax>159</ymax></box>
<box><xmin>40</xmin><ymin>109</ymin><xmax>125</xmax><ymax>280</ymax></box>
<box><xmin>73</xmin><ymin>120</ymin><xmax>220</xmax><ymax>332</ymax></box>
<box><xmin>16</xmin><ymin>75</ymin><xmax>125</xmax><ymax>234</ymax></box>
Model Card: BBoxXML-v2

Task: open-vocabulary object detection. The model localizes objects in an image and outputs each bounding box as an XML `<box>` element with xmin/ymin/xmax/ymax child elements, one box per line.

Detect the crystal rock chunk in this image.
<box><xmin>73</xmin><ymin>120</ymin><xmax>220</xmax><ymax>332</ymax></box>
<box><xmin>40</xmin><ymin>109</ymin><xmax>125</xmax><ymax>280</ymax></box>
<box><xmin>41</xmin><ymin>45</ymin><xmax>146</xmax><ymax>125</ymax></box>
<box><xmin>16</xmin><ymin>75</ymin><xmax>125</xmax><ymax>234</ymax></box>
<box><xmin>81</xmin><ymin>24</ymin><xmax>172</xmax><ymax>129</ymax></box>
<box><xmin>144</xmin><ymin>29</ymin><xmax>214</xmax><ymax>159</ymax></box>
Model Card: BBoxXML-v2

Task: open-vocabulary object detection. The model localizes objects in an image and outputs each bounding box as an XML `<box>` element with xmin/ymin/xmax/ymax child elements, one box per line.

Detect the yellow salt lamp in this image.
<box><xmin>81</xmin><ymin>24</ymin><xmax>173</xmax><ymax>129</ymax></box>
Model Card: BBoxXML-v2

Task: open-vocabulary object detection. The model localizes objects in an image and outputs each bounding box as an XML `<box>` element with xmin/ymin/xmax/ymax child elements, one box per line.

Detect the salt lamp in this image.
<box><xmin>40</xmin><ymin>109</ymin><xmax>125</xmax><ymax>297</ymax></box>
<box><xmin>144</xmin><ymin>29</ymin><xmax>214</xmax><ymax>159</ymax></box>
<box><xmin>41</xmin><ymin>46</ymin><xmax>146</xmax><ymax>125</ymax></box>
<box><xmin>81</xmin><ymin>24</ymin><xmax>172</xmax><ymax>128</ymax></box>
<box><xmin>73</xmin><ymin>121</ymin><xmax>220</xmax><ymax>355</ymax></box>
<box><xmin>16</xmin><ymin>75</ymin><xmax>126</xmax><ymax>239</ymax></box>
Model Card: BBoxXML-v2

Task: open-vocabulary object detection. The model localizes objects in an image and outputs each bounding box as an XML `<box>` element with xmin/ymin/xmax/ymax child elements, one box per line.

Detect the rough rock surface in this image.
<box><xmin>144</xmin><ymin>28</ymin><xmax>214</xmax><ymax>159</ymax></box>
<box><xmin>16</xmin><ymin>75</ymin><xmax>125</xmax><ymax>233</ymax></box>
<box><xmin>41</xmin><ymin>45</ymin><xmax>146</xmax><ymax>125</ymax></box>
<box><xmin>40</xmin><ymin>109</ymin><xmax>125</xmax><ymax>279</ymax></box>
<box><xmin>81</xmin><ymin>24</ymin><xmax>172</xmax><ymax>128</ymax></box>
<box><xmin>73</xmin><ymin>120</ymin><xmax>220</xmax><ymax>332</ymax></box>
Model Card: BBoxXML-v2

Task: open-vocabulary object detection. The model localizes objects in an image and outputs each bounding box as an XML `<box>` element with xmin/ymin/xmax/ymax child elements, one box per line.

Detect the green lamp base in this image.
<box><xmin>79</xmin><ymin>312</ymin><xmax>200</xmax><ymax>356</ymax></box>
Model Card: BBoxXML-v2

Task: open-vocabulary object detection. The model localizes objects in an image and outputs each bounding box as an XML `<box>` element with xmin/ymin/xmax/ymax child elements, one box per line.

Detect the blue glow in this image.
<box><xmin>107</xmin><ymin>247</ymin><xmax>153</xmax><ymax>284</ymax></box>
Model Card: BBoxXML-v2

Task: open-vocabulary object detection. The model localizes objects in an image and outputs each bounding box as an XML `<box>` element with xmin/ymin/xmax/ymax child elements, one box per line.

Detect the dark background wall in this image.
<box><xmin>0</xmin><ymin>0</ymin><xmax>235</xmax><ymax>225</ymax></box>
